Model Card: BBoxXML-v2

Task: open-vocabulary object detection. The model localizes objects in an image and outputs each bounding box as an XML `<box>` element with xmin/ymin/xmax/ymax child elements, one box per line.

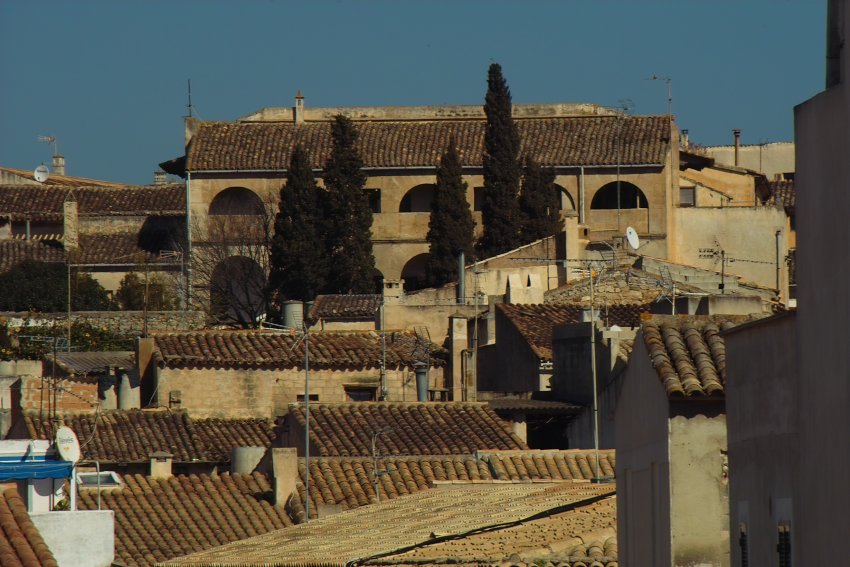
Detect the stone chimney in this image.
<box><xmin>149</xmin><ymin>451</ymin><xmax>173</xmax><ymax>479</ymax></box>
<box><xmin>272</xmin><ymin>448</ymin><xmax>298</xmax><ymax>506</ymax></box>
<box><xmin>154</xmin><ymin>170</ymin><xmax>168</xmax><ymax>185</ymax></box>
<box><xmin>681</xmin><ymin>129</ymin><xmax>689</xmax><ymax>148</ymax></box>
<box><xmin>382</xmin><ymin>279</ymin><xmax>403</xmax><ymax>305</ymax></box>
<box><xmin>294</xmin><ymin>91</ymin><xmax>305</xmax><ymax>126</ymax></box>
<box><xmin>52</xmin><ymin>155</ymin><xmax>65</xmax><ymax>176</ymax></box>
<box><xmin>733</xmin><ymin>129</ymin><xmax>741</xmax><ymax>166</ymax></box>
<box><xmin>63</xmin><ymin>196</ymin><xmax>79</xmax><ymax>250</ymax></box>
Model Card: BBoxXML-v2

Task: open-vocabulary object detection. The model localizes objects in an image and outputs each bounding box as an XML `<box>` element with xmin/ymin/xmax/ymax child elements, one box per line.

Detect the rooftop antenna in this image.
<box><xmin>38</xmin><ymin>134</ymin><xmax>58</xmax><ymax>157</ymax></box>
<box><xmin>186</xmin><ymin>79</ymin><xmax>193</xmax><ymax>118</ymax></box>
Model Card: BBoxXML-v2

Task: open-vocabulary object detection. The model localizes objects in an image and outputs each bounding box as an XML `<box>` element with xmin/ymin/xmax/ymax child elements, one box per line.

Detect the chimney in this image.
<box><xmin>63</xmin><ymin>196</ymin><xmax>79</xmax><ymax>250</ymax></box>
<box><xmin>414</xmin><ymin>362</ymin><xmax>429</xmax><ymax>402</ymax></box>
<box><xmin>448</xmin><ymin>313</ymin><xmax>469</xmax><ymax>401</ymax></box>
<box><xmin>52</xmin><ymin>155</ymin><xmax>65</xmax><ymax>176</ymax></box>
<box><xmin>681</xmin><ymin>129</ymin><xmax>689</xmax><ymax>148</ymax></box>
<box><xmin>294</xmin><ymin>91</ymin><xmax>305</xmax><ymax>126</ymax></box>
<box><xmin>149</xmin><ymin>451</ymin><xmax>173</xmax><ymax>479</ymax></box>
<box><xmin>154</xmin><ymin>170</ymin><xmax>167</xmax><ymax>185</ymax></box>
<box><xmin>135</xmin><ymin>337</ymin><xmax>157</xmax><ymax>407</ymax></box>
<box><xmin>382</xmin><ymin>279</ymin><xmax>403</xmax><ymax>305</ymax></box>
<box><xmin>272</xmin><ymin>448</ymin><xmax>298</xmax><ymax>506</ymax></box>
<box><xmin>733</xmin><ymin>129</ymin><xmax>741</xmax><ymax>166</ymax></box>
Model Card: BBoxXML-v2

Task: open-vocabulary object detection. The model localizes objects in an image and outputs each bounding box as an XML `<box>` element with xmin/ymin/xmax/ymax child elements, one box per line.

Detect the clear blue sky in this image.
<box><xmin>0</xmin><ymin>1</ymin><xmax>825</xmax><ymax>185</ymax></box>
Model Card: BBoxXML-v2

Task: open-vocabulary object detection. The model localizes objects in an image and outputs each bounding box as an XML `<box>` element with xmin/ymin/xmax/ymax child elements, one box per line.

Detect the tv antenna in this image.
<box><xmin>38</xmin><ymin>134</ymin><xmax>58</xmax><ymax>157</ymax></box>
<box><xmin>186</xmin><ymin>79</ymin><xmax>193</xmax><ymax>118</ymax></box>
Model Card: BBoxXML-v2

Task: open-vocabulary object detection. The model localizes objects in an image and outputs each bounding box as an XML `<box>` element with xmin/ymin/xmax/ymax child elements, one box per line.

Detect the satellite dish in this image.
<box><xmin>625</xmin><ymin>226</ymin><xmax>641</xmax><ymax>250</ymax></box>
<box><xmin>34</xmin><ymin>164</ymin><xmax>50</xmax><ymax>183</ymax></box>
<box><xmin>55</xmin><ymin>426</ymin><xmax>81</xmax><ymax>464</ymax></box>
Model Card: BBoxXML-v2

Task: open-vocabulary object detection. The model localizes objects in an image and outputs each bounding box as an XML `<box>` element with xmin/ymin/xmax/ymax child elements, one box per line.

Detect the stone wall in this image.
<box><xmin>2</xmin><ymin>311</ymin><xmax>206</xmax><ymax>338</ymax></box>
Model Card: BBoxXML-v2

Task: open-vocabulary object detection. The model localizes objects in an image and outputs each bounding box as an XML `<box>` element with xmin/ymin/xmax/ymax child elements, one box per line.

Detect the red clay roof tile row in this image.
<box><xmin>498</xmin><ymin>303</ymin><xmax>649</xmax><ymax>361</ymax></box>
<box><xmin>153</xmin><ymin>330</ymin><xmax>443</xmax><ymax>370</ymax></box>
<box><xmin>642</xmin><ymin>317</ymin><xmax>739</xmax><ymax>397</ymax></box>
<box><xmin>289</xmin><ymin>402</ymin><xmax>527</xmax><ymax>458</ymax></box>
<box><xmin>309</xmin><ymin>294</ymin><xmax>382</xmax><ymax>320</ymax></box>
<box><xmin>480</xmin><ymin>449</ymin><xmax>616</xmax><ymax>481</ymax></box>
<box><xmin>77</xmin><ymin>472</ymin><xmax>291</xmax><ymax>567</ymax></box>
<box><xmin>187</xmin><ymin>115</ymin><xmax>671</xmax><ymax>171</ymax></box>
<box><xmin>21</xmin><ymin>410</ymin><xmax>274</xmax><ymax>464</ymax></box>
<box><xmin>0</xmin><ymin>488</ymin><xmax>58</xmax><ymax>567</ymax></box>
<box><xmin>0</xmin><ymin>185</ymin><xmax>185</xmax><ymax>219</ymax></box>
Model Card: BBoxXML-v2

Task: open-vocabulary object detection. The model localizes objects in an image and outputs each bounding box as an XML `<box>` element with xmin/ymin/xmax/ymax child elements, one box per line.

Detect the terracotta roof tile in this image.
<box><xmin>498</xmin><ymin>303</ymin><xmax>649</xmax><ymax>361</ymax></box>
<box><xmin>641</xmin><ymin>316</ymin><xmax>747</xmax><ymax>397</ymax></box>
<box><xmin>0</xmin><ymin>185</ymin><xmax>185</xmax><ymax>220</ymax></box>
<box><xmin>760</xmin><ymin>179</ymin><xmax>795</xmax><ymax>214</ymax></box>
<box><xmin>0</xmin><ymin>241</ymin><xmax>66</xmax><ymax>273</ymax></box>
<box><xmin>19</xmin><ymin>410</ymin><xmax>274</xmax><ymax>464</ymax></box>
<box><xmin>153</xmin><ymin>330</ymin><xmax>443</xmax><ymax>371</ymax></box>
<box><xmin>0</xmin><ymin>167</ymin><xmax>129</xmax><ymax>188</ymax></box>
<box><xmin>0</xmin><ymin>488</ymin><xmax>59</xmax><ymax>567</ymax></box>
<box><xmin>186</xmin><ymin>115</ymin><xmax>671</xmax><ymax>171</ymax></box>
<box><xmin>289</xmin><ymin>402</ymin><xmax>527</xmax><ymax>458</ymax></box>
<box><xmin>77</xmin><ymin>472</ymin><xmax>292</xmax><ymax>567</ymax></box>
<box><xmin>479</xmin><ymin>449</ymin><xmax>616</xmax><ymax>481</ymax></box>
<box><xmin>162</xmin><ymin>482</ymin><xmax>614</xmax><ymax>567</ymax></box>
<box><xmin>309</xmin><ymin>294</ymin><xmax>381</xmax><ymax>320</ymax></box>
<box><xmin>487</xmin><ymin>398</ymin><xmax>581</xmax><ymax>415</ymax></box>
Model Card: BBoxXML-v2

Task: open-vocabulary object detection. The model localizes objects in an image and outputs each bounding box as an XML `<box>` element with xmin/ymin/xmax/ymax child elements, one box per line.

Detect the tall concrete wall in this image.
<box><xmin>794</xmin><ymin>1</ymin><xmax>850</xmax><ymax>561</ymax></box>
<box><xmin>31</xmin><ymin>510</ymin><xmax>114</xmax><ymax>567</ymax></box>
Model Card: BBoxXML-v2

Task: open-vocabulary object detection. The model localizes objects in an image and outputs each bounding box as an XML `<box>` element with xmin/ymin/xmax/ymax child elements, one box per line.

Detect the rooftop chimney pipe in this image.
<box><xmin>414</xmin><ymin>362</ymin><xmax>429</xmax><ymax>402</ymax></box>
<box><xmin>733</xmin><ymin>129</ymin><xmax>741</xmax><ymax>166</ymax></box>
<box><xmin>52</xmin><ymin>155</ymin><xmax>65</xmax><ymax>177</ymax></box>
<box><xmin>294</xmin><ymin>91</ymin><xmax>305</xmax><ymax>126</ymax></box>
<box><xmin>154</xmin><ymin>171</ymin><xmax>167</xmax><ymax>185</ymax></box>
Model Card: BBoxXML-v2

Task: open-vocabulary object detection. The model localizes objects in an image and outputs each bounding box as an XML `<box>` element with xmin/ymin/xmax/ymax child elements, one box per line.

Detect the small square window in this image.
<box><xmin>77</xmin><ymin>471</ymin><xmax>122</xmax><ymax>488</ymax></box>
<box><xmin>473</xmin><ymin>187</ymin><xmax>486</xmax><ymax>212</ymax></box>
<box><xmin>296</xmin><ymin>394</ymin><xmax>319</xmax><ymax>402</ymax></box>
<box><xmin>680</xmin><ymin>187</ymin><xmax>695</xmax><ymax>207</ymax></box>
<box><xmin>364</xmin><ymin>188</ymin><xmax>381</xmax><ymax>213</ymax></box>
<box><xmin>345</xmin><ymin>387</ymin><xmax>377</xmax><ymax>402</ymax></box>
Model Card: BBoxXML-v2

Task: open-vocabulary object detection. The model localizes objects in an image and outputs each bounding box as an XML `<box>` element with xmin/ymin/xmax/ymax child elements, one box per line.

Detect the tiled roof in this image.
<box><xmin>497</xmin><ymin>303</ymin><xmax>649</xmax><ymax>361</ymax></box>
<box><xmin>162</xmin><ymin>482</ymin><xmax>614</xmax><ymax>567</ymax></box>
<box><xmin>19</xmin><ymin>410</ymin><xmax>274</xmax><ymax>464</ymax></box>
<box><xmin>641</xmin><ymin>316</ymin><xmax>745</xmax><ymax>397</ymax></box>
<box><xmin>153</xmin><ymin>330</ymin><xmax>442</xmax><ymax>371</ymax></box>
<box><xmin>480</xmin><ymin>449</ymin><xmax>616</xmax><ymax>481</ymax></box>
<box><xmin>487</xmin><ymin>398</ymin><xmax>581</xmax><ymax>415</ymax></box>
<box><xmin>289</xmin><ymin>402</ymin><xmax>527</xmax><ymax>457</ymax></box>
<box><xmin>0</xmin><ymin>166</ymin><xmax>127</xmax><ymax>188</ymax></box>
<box><xmin>77</xmin><ymin>472</ymin><xmax>292</xmax><ymax>567</ymax></box>
<box><xmin>760</xmin><ymin>179</ymin><xmax>795</xmax><ymax>214</ymax></box>
<box><xmin>186</xmin><ymin>115</ymin><xmax>671</xmax><ymax>171</ymax></box>
<box><xmin>309</xmin><ymin>294</ymin><xmax>381</xmax><ymax>320</ymax></box>
<box><xmin>48</xmin><ymin>351</ymin><xmax>135</xmax><ymax>375</ymax></box>
<box><xmin>368</xmin><ymin>497</ymin><xmax>617</xmax><ymax>566</ymax></box>
<box><xmin>0</xmin><ymin>487</ymin><xmax>58</xmax><ymax>567</ymax></box>
<box><xmin>0</xmin><ymin>184</ymin><xmax>185</xmax><ymax>219</ymax></box>
<box><xmin>0</xmin><ymin>234</ymin><xmax>180</xmax><ymax>274</ymax></box>
<box><xmin>545</xmin><ymin>266</ymin><xmax>706</xmax><ymax>306</ymax></box>
<box><xmin>288</xmin><ymin>455</ymin><xmax>495</xmax><ymax>521</ymax></box>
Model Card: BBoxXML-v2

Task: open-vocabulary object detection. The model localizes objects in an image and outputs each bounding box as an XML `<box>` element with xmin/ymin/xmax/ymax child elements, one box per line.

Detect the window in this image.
<box><xmin>77</xmin><ymin>471</ymin><xmax>122</xmax><ymax>488</ymax></box>
<box><xmin>739</xmin><ymin>524</ymin><xmax>749</xmax><ymax>567</ymax></box>
<box><xmin>473</xmin><ymin>187</ymin><xmax>485</xmax><ymax>212</ymax></box>
<box><xmin>296</xmin><ymin>394</ymin><xmax>319</xmax><ymax>402</ymax></box>
<box><xmin>777</xmin><ymin>523</ymin><xmax>791</xmax><ymax>567</ymax></box>
<box><xmin>364</xmin><ymin>188</ymin><xmax>381</xmax><ymax>213</ymax></box>
<box><xmin>680</xmin><ymin>187</ymin><xmax>696</xmax><ymax>207</ymax></box>
<box><xmin>590</xmin><ymin>181</ymin><xmax>648</xmax><ymax>209</ymax></box>
<box><xmin>345</xmin><ymin>387</ymin><xmax>377</xmax><ymax>402</ymax></box>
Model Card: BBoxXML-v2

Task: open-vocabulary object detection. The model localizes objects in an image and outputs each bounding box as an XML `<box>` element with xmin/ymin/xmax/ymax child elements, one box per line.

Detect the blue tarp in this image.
<box><xmin>0</xmin><ymin>460</ymin><xmax>73</xmax><ymax>480</ymax></box>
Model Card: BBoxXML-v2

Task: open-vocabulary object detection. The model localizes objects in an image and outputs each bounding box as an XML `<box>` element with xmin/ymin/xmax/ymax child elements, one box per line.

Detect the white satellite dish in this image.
<box><xmin>625</xmin><ymin>226</ymin><xmax>641</xmax><ymax>250</ymax></box>
<box><xmin>34</xmin><ymin>164</ymin><xmax>50</xmax><ymax>183</ymax></box>
<box><xmin>55</xmin><ymin>426</ymin><xmax>81</xmax><ymax>464</ymax></box>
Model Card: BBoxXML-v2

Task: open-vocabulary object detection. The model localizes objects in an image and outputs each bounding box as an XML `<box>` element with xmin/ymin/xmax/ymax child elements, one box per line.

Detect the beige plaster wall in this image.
<box><xmin>703</xmin><ymin>142</ymin><xmax>795</xmax><ymax>179</ymax></box>
<box><xmin>681</xmin><ymin>168</ymin><xmax>757</xmax><ymax>206</ymax></box>
<box><xmin>157</xmin><ymin>365</ymin><xmax>441</xmax><ymax>419</ymax></box>
<box><xmin>669</xmin><ymin>413</ymin><xmax>729</xmax><ymax>567</ymax></box>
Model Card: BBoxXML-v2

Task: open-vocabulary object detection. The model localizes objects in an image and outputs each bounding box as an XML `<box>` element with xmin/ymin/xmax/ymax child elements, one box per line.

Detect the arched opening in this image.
<box><xmin>399</xmin><ymin>184</ymin><xmax>436</xmax><ymax>213</ymax></box>
<box><xmin>372</xmin><ymin>268</ymin><xmax>385</xmax><ymax>294</ymax></box>
<box><xmin>554</xmin><ymin>184</ymin><xmax>575</xmax><ymax>211</ymax></box>
<box><xmin>401</xmin><ymin>253</ymin><xmax>430</xmax><ymax>292</ymax></box>
<box><xmin>138</xmin><ymin>216</ymin><xmax>185</xmax><ymax>254</ymax></box>
<box><xmin>210</xmin><ymin>256</ymin><xmax>267</xmax><ymax>327</ymax></box>
<box><xmin>590</xmin><ymin>182</ymin><xmax>648</xmax><ymax>210</ymax></box>
<box><xmin>209</xmin><ymin>187</ymin><xmax>265</xmax><ymax>216</ymax></box>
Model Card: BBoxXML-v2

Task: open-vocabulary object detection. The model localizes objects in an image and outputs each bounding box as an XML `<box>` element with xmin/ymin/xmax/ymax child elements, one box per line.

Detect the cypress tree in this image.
<box><xmin>323</xmin><ymin>115</ymin><xmax>377</xmax><ymax>294</ymax></box>
<box><xmin>518</xmin><ymin>155</ymin><xmax>563</xmax><ymax>244</ymax></box>
<box><xmin>426</xmin><ymin>140</ymin><xmax>476</xmax><ymax>288</ymax></box>
<box><xmin>269</xmin><ymin>145</ymin><xmax>328</xmax><ymax>302</ymax></box>
<box><xmin>479</xmin><ymin>62</ymin><xmax>522</xmax><ymax>258</ymax></box>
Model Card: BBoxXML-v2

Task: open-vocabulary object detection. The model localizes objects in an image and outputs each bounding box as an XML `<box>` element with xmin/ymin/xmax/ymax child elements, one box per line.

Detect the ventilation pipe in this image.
<box><xmin>733</xmin><ymin>129</ymin><xmax>741</xmax><ymax>166</ymax></box>
<box><xmin>52</xmin><ymin>155</ymin><xmax>65</xmax><ymax>176</ymax></box>
<box><xmin>414</xmin><ymin>362</ymin><xmax>429</xmax><ymax>402</ymax></box>
<box><xmin>457</xmin><ymin>250</ymin><xmax>465</xmax><ymax>305</ymax></box>
<box><xmin>154</xmin><ymin>170</ymin><xmax>167</xmax><ymax>185</ymax></box>
<box><xmin>294</xmin><ymin>91</ymin><xmax>305</xmax><ymax>125</ymax></box>
<box><xmin>681</xmin><ymin>129</ymin><xmax>689</xmax><ymax>148</ymax></box>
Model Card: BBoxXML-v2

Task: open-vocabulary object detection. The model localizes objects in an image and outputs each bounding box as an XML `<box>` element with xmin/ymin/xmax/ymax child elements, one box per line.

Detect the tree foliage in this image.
<box><xmin>323</xmin><ymin>115</ymin><xmax>376</xmax><ymax>294</ymax></box>
<box><xmin>1</xmin><ymin>319</ymin><xmax>129</xmax><ymax>361</ymax></box>
<box><xmin>115</xmin><ymin>272</ymin><xmax>178</xmax><ymax>311</ymax></box>
<box><xmin>479</xmin><ymin>63</ymin><xmax>522</xmax><ymax>258</ymax></box>
<box><xmin>426</xmin><ymin>140</ymin><xmax>475</xmax><ymax>288</ymax></box>
<box><xmin>269</xmin><ymin>145</ymin><xmax>328</xmax><ymax>302</ymax></box>
<box><xmin>519</xmin><ymin>156</ymin><xmax>563</xmax><ymax>244</ymax></box>
<box><xmin>0</xmin><ymin>261</ymin><xmax>112</xmax><ymax>312</ymax></box>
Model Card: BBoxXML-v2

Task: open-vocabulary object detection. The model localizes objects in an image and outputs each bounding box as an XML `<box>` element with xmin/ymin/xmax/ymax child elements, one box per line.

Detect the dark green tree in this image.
<box><xmin>518</xmin><ymin>156</ymin><xmax>563</xmax><ymax>244</ymax></box>
<box><xmin>323</xmin><ymin>115</ymin><xmax>376</xmax><ymax>294</ymax></box>
<box><xmin>269</xmin><ymin>145</ymin><xmax>328</xmax><ymax>303</ymax></box>
<box><xmin>0</xmin><ymin>260</ymin><xmax>112</xmax><ymax>312</ymax></box>
<box><xmin>115</xmin><ymin>272</ymin><xmax>177</xmax><ymax>311</ymax></box>
<box><xmin>479</xmin><ymin>62</ymin><xmax>522</xmax><ymax>258</ymax></box>
<box><xmin>426</xmin><ymin>140</ymin><xmax>475</xmax><ymax>288</ymax></box>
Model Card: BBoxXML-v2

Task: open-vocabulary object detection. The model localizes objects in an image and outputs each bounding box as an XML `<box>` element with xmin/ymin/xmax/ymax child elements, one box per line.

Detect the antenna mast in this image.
<box><xmin>186</xmin><ymin>79</ymin><xmax>193</xmax><ymax>118</ymax></box>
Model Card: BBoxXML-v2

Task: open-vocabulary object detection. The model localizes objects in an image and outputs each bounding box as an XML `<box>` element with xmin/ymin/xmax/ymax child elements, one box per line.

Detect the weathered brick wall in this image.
<box><xmin>18</xmin><ymin>375</ymin><xmax>99</xmax><ymax>413</ymax></box>
<box><xmin>158</xmin><ymin>366</ymin><xmax>444</xmax><ymax>419</ymax></box>
<box><xmin>2</xmin><ymin>311</ymin><xmax>206</xmax><ymax>338</ymax></box>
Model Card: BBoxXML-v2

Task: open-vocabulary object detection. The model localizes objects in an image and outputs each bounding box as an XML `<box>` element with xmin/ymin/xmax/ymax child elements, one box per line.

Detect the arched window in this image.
<box><xmin>209</xmin><ymin>187</ymin><xmax>265</xmax><ymax>216</ymax></box>
<box><xmin>401</xmin><ymin>253</ymin><xmax>430</xmax><ymax>291</ymax></box>
<box><xmin>554</xmin><ymin>184</ymin><xmax>576</xmax><ymax>211</ymax></box>
<box><xmin>590</xmin><ymin>182</ymin><xmax>648</xmax><ymax>210</ymax></box>
<box><xmin>399</xmin><ymin>184</ymin><xmax>436</xmax><ymax>213</ymax></box>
